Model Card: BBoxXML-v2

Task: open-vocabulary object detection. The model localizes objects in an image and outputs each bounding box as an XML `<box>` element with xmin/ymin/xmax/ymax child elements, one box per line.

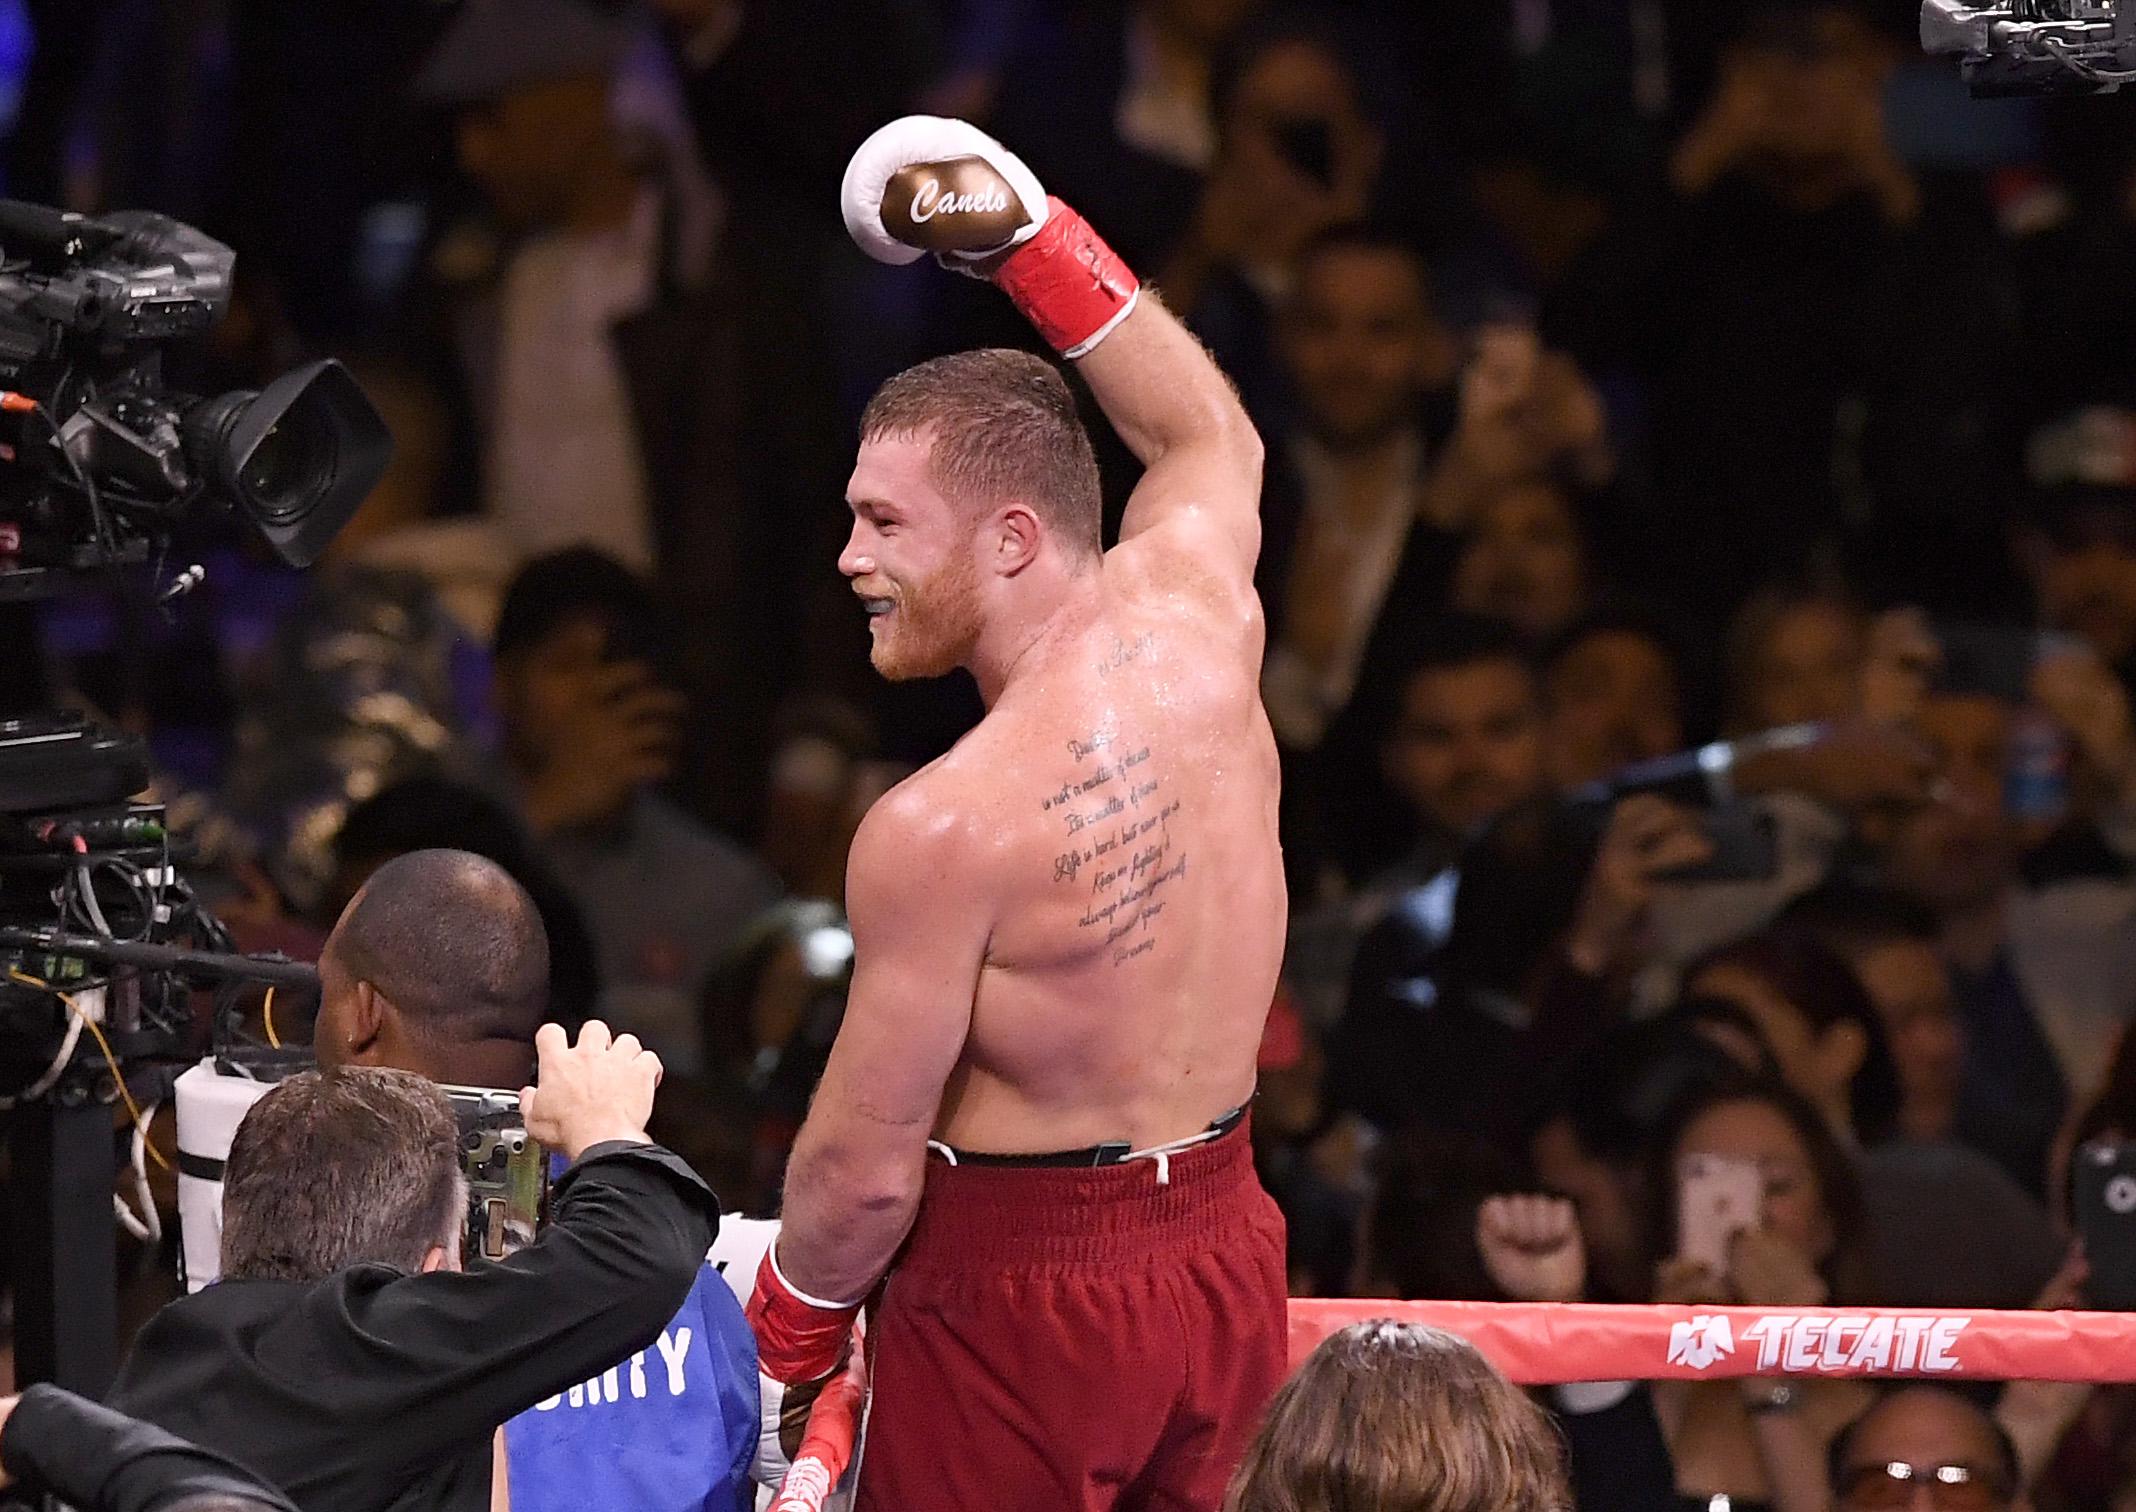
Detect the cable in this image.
<box><xmin>2042</xmin><ymin>35</ymin><xmax>2136</xmax><ymax>81</ymax></box>
<box><xmin>114</xmin><ymin>1098</ymin><xmax>162</xmax><ymax>1244</ymax></box>
<box><xmin>263</xmin><ymin>985</ymin><xmax>279</xmax><ymax>1049</ymax></box>
<box><xmin>0</xmin><ymin>988</ymin><xmax>85</xmax><ymax>1109</ymax></box>
<box><xmin>4</xmin><ymin>968</ymin><xmax>172</xmax><ymax>1172</ymax></box>
<box><xmin>75</xmin><ymin>856</ymin><xmax>115</xmax><ymax>937</ymax></box>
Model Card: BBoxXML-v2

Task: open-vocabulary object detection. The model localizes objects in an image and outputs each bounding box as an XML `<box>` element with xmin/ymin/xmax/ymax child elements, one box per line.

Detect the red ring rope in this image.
<box><xmin>771</xmin><ymin>1301</ymin><xmax>2136</xmax><ymax>1508</ymax></box>
<box><xmin>1287</xmin><ymin>1300</ymin><xmax>2136</xmax><ymax>1383</ymax></box>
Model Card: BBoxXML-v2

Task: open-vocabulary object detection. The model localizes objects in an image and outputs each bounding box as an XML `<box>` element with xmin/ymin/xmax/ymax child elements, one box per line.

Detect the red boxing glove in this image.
<box><xmin>991</xmin><ymin>197</ymin><xmax>1141</xmax><ymax>360</ymax></box>
<box><xmin>746</xmin><ymin>1244</ymin><xmax>863</xmax><ymax>1386</ymax></box>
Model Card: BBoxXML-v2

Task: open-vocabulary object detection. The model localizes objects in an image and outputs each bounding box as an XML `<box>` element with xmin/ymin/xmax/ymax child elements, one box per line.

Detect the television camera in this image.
<box><xmin>0</xmin><ymin>198</ymin><xmax>389</xmax><ymax>1393</ymax></box>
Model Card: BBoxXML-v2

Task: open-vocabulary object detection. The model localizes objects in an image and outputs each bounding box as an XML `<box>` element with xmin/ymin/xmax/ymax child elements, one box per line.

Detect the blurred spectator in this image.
<box><xmin>1160</xmin><ymin>20</ymin><xmax>1385</xmax><ymax>409</ymax></box>
<box><xmin>1546</xmin><ymin>0</ymin><xmax>2014</xmax><ymax>624</ymax></box>
<box><xmin>1324</xmin><ymin>794</ymin><xmax>1655</xmax><ymax>1152</ymax></box>
<box><xmin>1221</xmin><ymin>1319</ymin><xmax>1570</xmax><ymax>1512</ymax></box>
<box><xmin>1370</xmin><ymin>618</ymin><xmax>1550</xmax><ymax>865</ymax></box>
<box><xmin>1682</xmin><ymin>927</ymin><xmax>1900</xmax><ymax>1144</ymax></box>
<box><xmin>1258</xmin><ymin>237</ymin><xmax>1614</xmax><ymax>765</ymax></box>
<box><xmin>1540</xmin><ymin>606</ymin><xmax>1686</xmax><ymax>788</ymax></box>
<box><xmin>1352</xmin><ymin>1130</ymin><xmax>1526</xmax><ymax>1302</ymax></box>
<box><xmin>1256</xmin><ymin>226</ymin><xmax>1459</xmax><ymax>757</ymax></box>
<box><xmin>1867</xmin><ymin>688</ymin><xmax>2073</xmax><ymax>1192</ymax></box>
<box><xmin>1831</xmin><ymin>1388</ymin><xmax>2025</xmax><ymax>1512</ymax></box>
<box><xmin>1283</xmin><ymin>613</ymin><xmax>1546</xmax><ymax>999</ymax></box>
<box><xmin>993</xmin><ymin>0</ymin><xmax>1265</xmax><ymax>273</ymax></box>
<box><xmin>2018</xmin><ymin>484</ymin><xmax>2136</xmax><ymax>681</ymax></box>
<box><xmin>1529</xmin><ymin>1016</ymin><xmax>1746</xmax><ymax>1303</ymax></box>
<box><xmin>1689</xmin><ymin>917</ymin><xmax>2062</xmax><ymax>1309</ymax></box>
<box><xmin>492</xmin><ymin>549</ymin><xmax>779</xmax><ymax>1076</ymax></box>
<box><xmin>1448</xmin><ymin>480</ymin><xmax>1596</xmax><ymax>644</ymax></box>
<box><xmin>1723</xmin><ymin>588</ymin><xmax>1869</xmax><ymax>734</ymax></box>
<box><xmin>1651</xmin><ymin>1078</ymin><xmax>1875</xmax><ymax>1512</ymax></box>
<box><xmin>1474</xmin><ymin>1194</ymin><xmax>1680</xmax><ymax>1512</ymax></box>
<box><xmin>415</xmin><ymin>0</ymin><xmax>669</xmax><ymax>570</ymax></box>
<box><xmin>327</xmin><ymin>778</ymin><xmax>601</xmax><ymax>1035</ymax></box>
<box><xmin>1788</xmin><ymin>886</ymin><xmax>1969</xmax><ymax>1148</ymax></box>
<box><xmin>1428</xmin><ymin>325</ymin><xmax>1615</xmax><ymax>565</ymax></box>
<box><xmin>416</xmin><ymin>0</ymin><xmax>779</xmax><ymax>835</ymax></box>
<box><xmin>1651</xmin><ymin>1072</ymin><xmax>1871</xmax><ymax>1298</ymax></box>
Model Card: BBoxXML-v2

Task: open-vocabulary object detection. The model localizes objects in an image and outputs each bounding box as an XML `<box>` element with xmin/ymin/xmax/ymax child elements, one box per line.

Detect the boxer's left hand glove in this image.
<box><xmin>842</xmin><ymin>115</ymin><xmax>1141</xmax><ymax>359</ymax></box>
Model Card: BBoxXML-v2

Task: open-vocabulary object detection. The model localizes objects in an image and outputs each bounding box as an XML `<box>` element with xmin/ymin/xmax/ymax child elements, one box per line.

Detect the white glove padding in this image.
<box><xmin>840</xmin><ymin>115</ymin><xmax>1048</xmax><ymax>267</ymax></box>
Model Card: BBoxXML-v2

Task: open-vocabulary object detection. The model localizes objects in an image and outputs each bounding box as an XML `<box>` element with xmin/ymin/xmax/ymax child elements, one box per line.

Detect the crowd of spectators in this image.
<box><xmin>12</xmin><ymin>0</ymin><xmax>2136</xmax><ymax>1507</ymax></box>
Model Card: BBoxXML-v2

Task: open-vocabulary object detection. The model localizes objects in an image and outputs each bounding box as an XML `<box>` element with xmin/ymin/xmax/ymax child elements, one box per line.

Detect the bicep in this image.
<box><xmin>804</xmin><ymin>941</ymin><xmax>977</xmax><ymax>1153</ymax></box>
<box><xmin>801</xmin><ymin>816</ymin><xmax>986</xmax><ymax>1158</ymax></box>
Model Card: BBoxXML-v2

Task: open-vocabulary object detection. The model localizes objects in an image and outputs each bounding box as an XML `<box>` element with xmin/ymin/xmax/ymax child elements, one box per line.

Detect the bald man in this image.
<box><xmin>1829</xmin><ymin>1387</ymin><xmax>2025</xmax><ymax>1511</ymax></box>
<box><xmin>179</xmin><ymin>847</ymin><xmax>776</xmax><ymax>1505</ymax></box>
<box><xmin>177</xmin><ymin>849</ymin><xmax>550</xmax><ymax>1293</ymax></box>
<box><xmin>314</xmin><ymin>848</ymin><xmax>551</xmax><ymax>1090</ymax></box>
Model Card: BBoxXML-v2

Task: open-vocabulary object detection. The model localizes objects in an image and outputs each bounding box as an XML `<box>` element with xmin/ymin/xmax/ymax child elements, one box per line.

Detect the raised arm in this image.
<box><xmin>840</xmin><ymin>116</ymin><xmax>1265</xmax><ymax>590</ymax></box>
<box><xmin>1073</xmin><ymin>292</ymin><xmax>1264</xmax><ymax>582</ymax></box>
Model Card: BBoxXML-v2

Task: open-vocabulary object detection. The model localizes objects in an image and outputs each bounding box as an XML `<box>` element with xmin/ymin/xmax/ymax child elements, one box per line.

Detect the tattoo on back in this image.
<box><xmin>1043</xmin><ymin>725</ymin><xmax>1187</xmax><ymax>966</ymax></box>
<box><xmin>1095</xmin><ymin>632</ymin><xmax>1154</xmax><ymax>679</ymax></box>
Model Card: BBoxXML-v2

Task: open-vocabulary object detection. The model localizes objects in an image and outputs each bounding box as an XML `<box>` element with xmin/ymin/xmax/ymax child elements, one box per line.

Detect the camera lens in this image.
<box><xmin>237</xmin><ymin>407</ymin><xmax>330</xmax><ymax>521</ymax></box>
<box><xmin>177</xmin><ymin>359</ymin><xmax>391</xmax><ymax>567</ymax></box>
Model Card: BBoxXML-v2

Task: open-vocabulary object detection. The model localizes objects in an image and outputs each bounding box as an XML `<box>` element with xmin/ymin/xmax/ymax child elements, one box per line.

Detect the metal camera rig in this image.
<box><xmin>0</xmin><ymin>198</ymin><xmax>388</xmax><ymax>1393</ymax></box>
<box><xmin>1922</xmin><ymin>0</ymin><xmax>2136</xmax><ymax>94</ymax></box>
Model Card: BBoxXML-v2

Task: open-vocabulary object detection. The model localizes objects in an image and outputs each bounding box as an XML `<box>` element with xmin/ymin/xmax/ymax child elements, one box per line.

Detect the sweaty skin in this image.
<box><xmin>778</xmin><ymin>292</ymin><xmax>1282</xmax><ymax>1304</ymax></box>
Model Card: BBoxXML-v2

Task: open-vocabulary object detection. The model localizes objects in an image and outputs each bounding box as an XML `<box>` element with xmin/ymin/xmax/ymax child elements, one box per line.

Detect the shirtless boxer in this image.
<box><xmin>744</xmin><ymin>118</ymin><xmax>1289</xmax><ymax>1510</ymax></box>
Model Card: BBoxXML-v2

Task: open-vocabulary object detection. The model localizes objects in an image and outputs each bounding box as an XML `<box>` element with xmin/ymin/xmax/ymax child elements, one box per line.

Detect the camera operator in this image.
<box><xmin>178</xmin><ymin>849</ymin><xmax>552</xmax><ymax>1293</ymax></box>
<box><xmin>313</xmin><ymin>849</ymin><xmax>551</xmax><ymax>1090</ymax></box>
<box><xmin>114</xmin><ymin>1026</ymin><xmax>716</xmax><ymax>1512</ymax></box>
<box><xmin>0</xmin><ymin>1386</ymin><xmax>296</xmax><ymax>1512</ymax></box>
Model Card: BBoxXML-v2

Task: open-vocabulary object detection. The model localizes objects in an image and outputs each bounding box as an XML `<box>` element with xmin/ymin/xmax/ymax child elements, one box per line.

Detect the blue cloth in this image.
<box><xmin>504</xmin><ymin>1264</ymin><xmax>758</xmax><ymax>1512</ymax></box>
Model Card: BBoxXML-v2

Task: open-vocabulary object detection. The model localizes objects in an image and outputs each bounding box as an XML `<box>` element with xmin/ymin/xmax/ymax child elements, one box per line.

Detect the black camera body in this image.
<box><xmin>0</xmin><ymin>199</ymin><xmax>380</xmax><ymax>1394</ymax></box>
<box><xmin>0</xmin><ymin>194</ymin><xmax>385</xmax><ymax>1093</ymax></box>
<box><xmin>0</xmin><ymin>199</ymin><xmax>389</xmax><ymax>596</ymax></box>
<box><xmin>1921</xmin><ymin>0</ymin><xmax>2136</xmax><ymax>95</ymax></box>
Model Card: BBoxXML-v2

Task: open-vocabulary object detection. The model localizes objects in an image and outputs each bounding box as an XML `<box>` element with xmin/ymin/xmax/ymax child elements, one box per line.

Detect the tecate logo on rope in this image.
<box><xmin>1667</xmin><ymin>1313</ymin><xmax>1971</xmax><ymax>1374</ymax></box>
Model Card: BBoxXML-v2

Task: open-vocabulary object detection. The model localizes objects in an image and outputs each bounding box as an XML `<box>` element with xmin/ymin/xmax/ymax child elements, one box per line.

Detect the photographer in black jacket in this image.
<box><xmin>109</xmin><ymin>1021</ymin><xmax>716</xmax><ymax>1512</ymax></box>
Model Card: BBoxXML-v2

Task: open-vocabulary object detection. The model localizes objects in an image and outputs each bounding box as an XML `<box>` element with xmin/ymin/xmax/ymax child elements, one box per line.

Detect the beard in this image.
<box><xmin>868</xmin><ymin>550</ymin><xmax>984</xmax><ymax>681</ymax></box>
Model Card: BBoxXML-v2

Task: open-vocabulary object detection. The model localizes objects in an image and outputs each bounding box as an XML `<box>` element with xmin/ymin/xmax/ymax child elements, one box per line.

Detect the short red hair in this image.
<box><xmin>860</xmin><ymin>348</ymin><xmax>1102</xmax><ymax>555</ymax></box>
